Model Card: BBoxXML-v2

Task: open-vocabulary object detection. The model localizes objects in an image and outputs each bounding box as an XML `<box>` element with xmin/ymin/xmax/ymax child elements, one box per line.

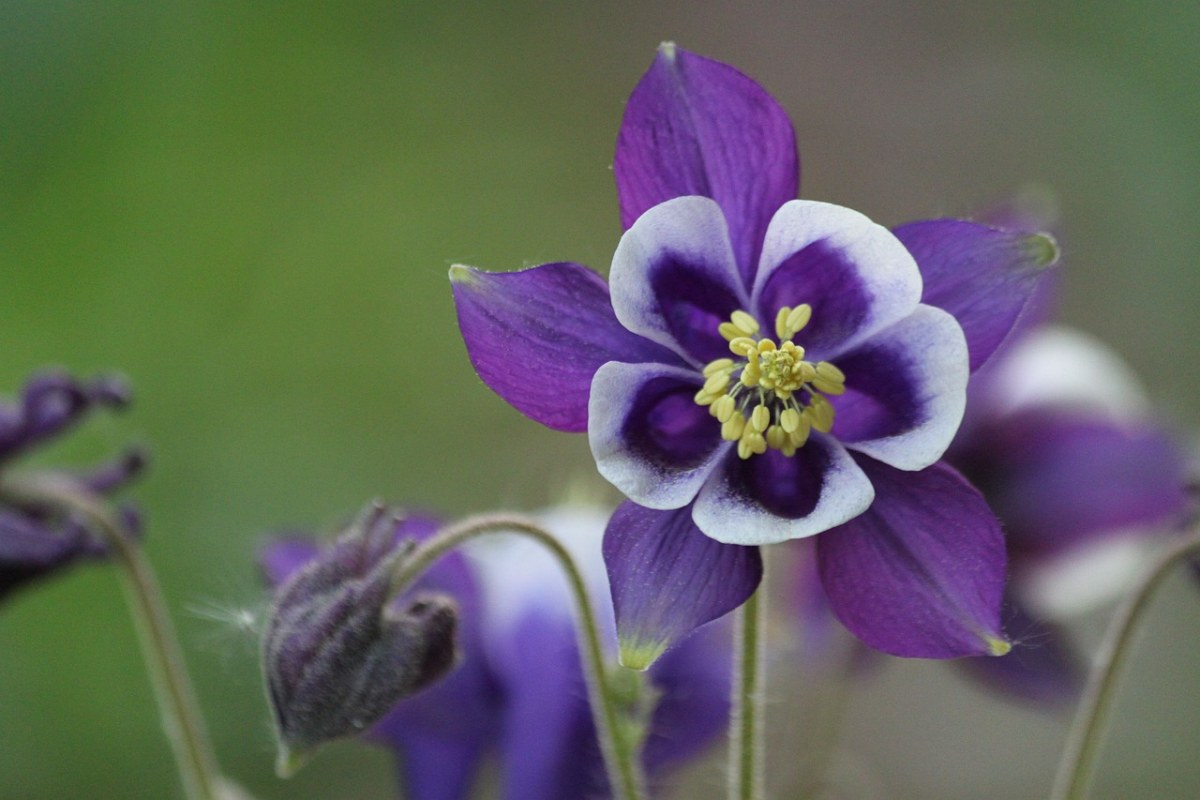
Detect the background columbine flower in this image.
<box><xmin>262</xmin><ymin>505</ymin><xmax>730</xmax><ymax>800</ymax></box>
<box><xmin>453</xmin><ymin>45</ymin><xmax>1060</xmax><ymax>666</ymax></box>
<box><xmin>951</xmin><ymin>325</ymin><xmax>1191</xmax><ymax>704</ymax></box>
<box><xmin>0</xmin><ymin>370</ymin><xmax>144</xmax><ymax>601</ymax></box>
<box><xmin>789</xmin><ymin>322</ymin><xmax>1192</xmax><ymax>706</ymax></box>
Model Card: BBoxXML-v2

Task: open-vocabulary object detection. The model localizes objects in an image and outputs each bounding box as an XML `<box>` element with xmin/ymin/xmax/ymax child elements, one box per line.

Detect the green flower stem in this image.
<box><xmin>1051</xmin><ymin>527</ymin><xmax>1200</xmax><ymax>800</ymax></box>
<box><xmin>0</xmin><ymin>474</ymin><xmax>223</xmax><ymax>800</ymax></box>
<box><xmin>390</xmin><ymin>513</ymin><xmax>647</xmax><ymax>800</ymax></box>
<box><xmin>729</xmin><ymin>571</ymin><xmax>766</xmax><ymax>800</ymax></box>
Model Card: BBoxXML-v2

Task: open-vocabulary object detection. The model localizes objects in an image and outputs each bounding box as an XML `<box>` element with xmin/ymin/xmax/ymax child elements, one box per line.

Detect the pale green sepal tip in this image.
<box><xmin>618</xmin><ymin>638</ymin><xmax>666</xmax><ymax>672</ymax></box>
<box><xmin>275</xmin><ymin>744</ymin><xmax>312</xmax><ymax>779</ymax></box>
<box><xmin>985</xmin><ymin>635</ymin><xmax>1013</xmax><ymax>657</ymax></box>
<box><xmin>658</xmin><ymin>41</ymin><xmax>677</xmax><ymax>61</ymax></box>
<box><xmin>1022</xmin><ymin>232</ymin><xmax>1060</xmax><ymax>269</ymax></box>
<box><xmin>448</xmin><ymin>263</ymin><xmax>479</xmax><ymax>285</ymax></box>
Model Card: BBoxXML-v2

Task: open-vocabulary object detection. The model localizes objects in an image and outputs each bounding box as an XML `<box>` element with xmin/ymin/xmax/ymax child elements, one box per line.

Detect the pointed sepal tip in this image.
<box><xmin>274</xmin><ymin>744</ymin><xmax>310</xmax><ymax>779</ymax></box>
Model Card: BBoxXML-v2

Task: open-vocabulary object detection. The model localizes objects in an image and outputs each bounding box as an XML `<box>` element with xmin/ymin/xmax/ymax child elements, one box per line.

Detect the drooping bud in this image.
<box><xmin>262</xmin><ymin>504</ymin><xmax>458</xmax><ymax>774</ymax></box>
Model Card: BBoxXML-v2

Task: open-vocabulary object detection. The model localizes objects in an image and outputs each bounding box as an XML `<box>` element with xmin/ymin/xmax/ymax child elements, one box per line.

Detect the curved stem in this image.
<box><xmin>1050</xmin><ymin>528</ymin><xmax>1200</xmax><ymax>800</ymax></box>
<box><xmin>729</xmin><ymin>571</ymin><xmax>766</xmax><ymax>800</ymax></box>
<box><xmin>390</xmin><ymin>513</ymin><xmax>647</xmax><ymax>800</ymax></box>
<box><xmin>1</xmin><ymin>474</ymin><xmax>222</xmax><ymax>800</ymax></box>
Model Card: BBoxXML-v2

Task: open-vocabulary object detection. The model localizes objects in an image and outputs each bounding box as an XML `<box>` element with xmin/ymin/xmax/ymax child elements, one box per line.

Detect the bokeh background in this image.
<box><xmin>2</xmin><ymin>2</ymin><xmax>1198</xmax><ymax>798</ymax></box>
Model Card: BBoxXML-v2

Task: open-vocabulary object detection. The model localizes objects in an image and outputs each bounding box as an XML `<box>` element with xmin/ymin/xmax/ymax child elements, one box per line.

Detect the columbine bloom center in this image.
<box><xmin>694</xmin><ymin>304</ymin><xmax>846</xmax><ymax>460</ymax></box>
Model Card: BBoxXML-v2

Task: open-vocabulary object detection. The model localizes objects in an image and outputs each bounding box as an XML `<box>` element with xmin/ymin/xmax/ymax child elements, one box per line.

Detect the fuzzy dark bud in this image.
<box><xmin>262</xmin><ymin>504</ymin><xmax>458</xmax><ymax>773</ymax></box>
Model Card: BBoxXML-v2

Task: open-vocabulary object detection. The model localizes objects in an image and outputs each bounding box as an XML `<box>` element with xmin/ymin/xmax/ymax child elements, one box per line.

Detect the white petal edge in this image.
<box><xmin>841</xmin><ymin>304</ymin><xmax>969</xmax><ymax>471</ymax></box>
<box><xmin>751</xmin><ymin>199</ymin><xmax>923</xmax><ymax>358</ymax></box>
<box><xmin>1019</xmin><ymin>528</ymin><xmax>1158</xmax><ymax>619</ymax></box>
<box><xmin>691</xmin><ymin>437</ymin><xmax>875</xmax><ymax>545</ymax></box>
<box><xmin>609</xmin><ymin>196</ymin><xmax>748</xmax><ymax>363</ymax></box>
<box><xmin>979</xmin><ymin>325</ymin><xmax>1150</xmax><ymax>421</ymax></box>
<box><xmin>588</xmin><ymin>360</ymin><xmax>729</xmax><ymax>510</ymax></box>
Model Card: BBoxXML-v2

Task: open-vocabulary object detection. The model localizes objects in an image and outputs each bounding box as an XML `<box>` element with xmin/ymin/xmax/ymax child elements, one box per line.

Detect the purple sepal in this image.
<box><xmin>974</xmin><ymin>411</ymin><xmax>1190</xmax><ymax>559</ymax></box>
<box><xmin>642</xmin><ymin>618</ymin><xmax>732</xmax><ymax>778</ymax></box>
<box><xmin>492</xmin><ymin>615</ymin><xmax>734</xmax><ymax>799</ymax></box>
<box><xmin>893</xmin><ymin>220</ymin><xmax>1059</xmax><ymax>372</ymax></box>
<box><xmin>604</xmin><ymin>501</ymin><xmax>762</xmax><ymax>669</ymax></box>
<box><xmin>0</xmin><ymin>371</ymin><xmax>143</xmax><ymax>602</ymax></box>
<box><xmin>0</xmin><ymin>512</ymin><xmax>92</xmax><ymax>600</ymax></box>
<box><xmin>615</xmin><ymin>44</ymin><xmax>798</xmax><ymax>284</ymax></box>
<box><xmin>0</xmin><ymin>370</ymin><xmax>130</xmax><ymax>461</ymax></box>
<box><xmin>817</xmin><ymin>457</ymin><xmax>1009</xmax><ymax>659</ymax></box>
<box><xmin>259</xmin><ymin>537</ymin><xmax>321</xmax><ymax>586</ymax></box>
<box><xmin>451</xmin><ymin>262</ymin><xmax>675</xmax><ymax>432</ymax></box>
<box><xmin>375</xmin><ymin>733</ymin><xmax>487</xmax><ymax>800</ymax></box>
<box><xmin>494</xmin><ymin>609</ymin><xmax>600</xmax><ymax>800</ymax></box>
<box><xmin>955</xmin><ymin>593</ymin><xmax>1083</xmax><ymax>708</ymax></box>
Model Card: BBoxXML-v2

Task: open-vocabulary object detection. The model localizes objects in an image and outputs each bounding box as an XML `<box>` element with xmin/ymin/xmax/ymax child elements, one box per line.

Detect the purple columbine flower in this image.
<box><xmin>0</xmin><ymin>370</ymin><xmax>144</xmax><ymax>601</ymax></box>
<box><xmin>950</xmin><ymin>325</ymin><xmax>1192</xmax><ymax>705</ymax></box>
<box><xmin>261</xmin><ymin>506</ymin><xmax>730</xmax><ymax>800</ymax></box>
<box><xmin>452</xmin><ymin>45</ymin><xmax>1058</xmax><ymax>666</ymax></box>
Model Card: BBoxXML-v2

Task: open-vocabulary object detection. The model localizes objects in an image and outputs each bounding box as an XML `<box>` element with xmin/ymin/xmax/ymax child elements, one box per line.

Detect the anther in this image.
<box><xmin>721</xmin><ymin>415</ymin><xmax>746</xmax><ymax>442</ymax></box>
<box><xmin>703</xmin><ymin>358</ymin><xmax>734</xmax><ymax>377</ymax></box>
<box><xmin>703</xmin><ymin>372</ymin><xmax>731</xmax><ymax>395</ymax></box>
<box><xmin>750</xmin><ymin>404</ymin><xmax>770</xmax><ymax>432</ymax></box>
<box><xmin>728</xmin><ymin>337</ymin><xmax>757</xmax><ymax>357</ymax></box>
<box><xmin>774</xmin><ymin>306</ymin><xmax>792</xmax><ymax>341</ymax></box>
<box><xmin>730</xmin><ymin>310</ymin><xmax>760</xmax><ymax>336</ymax></box>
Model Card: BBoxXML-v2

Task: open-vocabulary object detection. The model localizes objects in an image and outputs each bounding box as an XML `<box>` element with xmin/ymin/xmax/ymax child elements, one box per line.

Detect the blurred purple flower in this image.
<box><xmin>0</xmin><ymin>370</ymin><xmax>144</xmax><ymax>601</ymax></box>
<box><xmin>261</xmin><ymin>506</ymin><xmax>729</xmax><ymax>800</ymax></box>
<box><xmin>453</xmin><ymin>45</ymin><xmax>1058</xmax><ymax>665</ymax></box>
<box><xmin>951</xmin><ymin>326</ymin><xmax>1191</xmax><ymax>704</ymax></box>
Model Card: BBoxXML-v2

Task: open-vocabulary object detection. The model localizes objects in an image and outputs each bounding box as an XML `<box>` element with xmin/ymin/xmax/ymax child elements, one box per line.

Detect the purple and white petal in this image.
<box><xmin>614</xmin><ymin>43</ymin><xmax>798</xmax><ymax>284</ymax></box>
<box><xmin>589</xmin><ymin>361</ymin><xmax>727</xmax><ymax>510</ymax></box>
<box><xmin>604</xmin><ymin>502</ymin><xmax>762</xmax><ymax>669</ymax></box>
<box><xmin>817</xmin><ymin>457</ymin><xmax>1009</xmax><ymax>659</ymax></box>
<box><xmin>752</xmin><ymin>200</ymin><xmax>923</xmax><ymax>361</ymax></box>
<box><xmin>692</xmin><ymin>437</ymin><xmax>874</xmax><ymax>545</ymax></box>
<box><xmin>970</xmin><ymin>326</ymin><xmax>1150</xmax><ymax>422</ymax></box>
<box><xmin>609</xmin><ymin>196</ymin><xmax>749</xmax><ymax>364</ymax></box>
<box><xmin>835</xmin><ymin>304</ymin><xmax>969</xmax><ymax>471</ymax></box>
<box><xmin>894</xmin><ymin>219</ymin><xmax>1059</xmax><ymax>372</ymax></box>
<box><xmin>451</xmin><ymin>261</ymin><xmax>676</xmax><ymax>433</ymax></box>
<box><xmin>1017</xmin><ymin>530</ymin><xmax>1162</xmax><ymax>619</ymax></box>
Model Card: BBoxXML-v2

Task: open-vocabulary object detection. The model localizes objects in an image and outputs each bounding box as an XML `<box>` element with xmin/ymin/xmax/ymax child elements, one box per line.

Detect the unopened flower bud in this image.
<box><xmin>262</xmin><ymin>504</ymin><xmax>458</xmax><ymax>772</ymax></box>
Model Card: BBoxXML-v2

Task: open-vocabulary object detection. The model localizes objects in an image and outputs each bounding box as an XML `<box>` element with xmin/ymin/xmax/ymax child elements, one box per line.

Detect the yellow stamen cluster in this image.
<box><xmin>694</xmin><ymin>304</ymin><xmax>847</xmax><ymax>460</ymax></box>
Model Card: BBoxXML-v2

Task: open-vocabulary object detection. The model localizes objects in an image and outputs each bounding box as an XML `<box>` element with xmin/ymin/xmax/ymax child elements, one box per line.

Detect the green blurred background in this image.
<box><xmin>2</xmin><ymin>2</ymin><xmax>1198</xmax><ymax>798</ymax></box>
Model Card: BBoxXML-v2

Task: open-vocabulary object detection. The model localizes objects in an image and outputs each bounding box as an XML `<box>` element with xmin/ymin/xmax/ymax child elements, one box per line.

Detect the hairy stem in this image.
<box><xmin>390</xmin><ymin>513</ymin><xmax>647</xmax><ymax>800</ymax></box>
<box><xmin>1</xmin><ymin>474</ymin><xmax>223</xmax><ymax>800</ymax></box>
<box><xmin>1051</xmin><ymin>528</ymin><xmax>1200</xmax><ymax>800</ymax></box>
<box><xmin>729</xmin><ymin>572</ymin><xmax>766</xmax><ymax>800</ymax></box>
